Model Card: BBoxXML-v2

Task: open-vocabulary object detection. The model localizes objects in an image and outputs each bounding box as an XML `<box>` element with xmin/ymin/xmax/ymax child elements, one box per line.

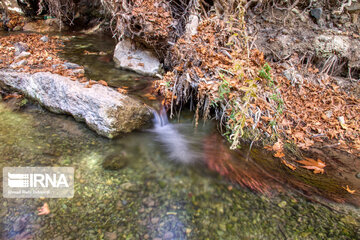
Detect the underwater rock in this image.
<box><xmin>0</xmin><ymin>70</ymin><xmax>151</xmax><ymax>138</ymax></box>
<box><xmin>102</xmin><ymin>152</ymin><xmax>128</xmax><ymax>170</ymax></box>
<box><xmin>113</xmin><ymin>39</ymin><xmax>161</xmax><ymax>76</ymax></box>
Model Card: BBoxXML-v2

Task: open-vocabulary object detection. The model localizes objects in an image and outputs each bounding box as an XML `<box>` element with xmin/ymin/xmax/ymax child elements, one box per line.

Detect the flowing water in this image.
<box><xmin>0</xmin><ymin>34</ymin><xmax>359</xmax><ymax>239</ymax></box>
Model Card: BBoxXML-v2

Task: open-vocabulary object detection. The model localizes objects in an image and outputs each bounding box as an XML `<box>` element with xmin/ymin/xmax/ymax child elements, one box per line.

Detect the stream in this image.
<box><xmin>0</xmin><ymin>34</ymin><xmax>359</xmax><ymax>239</ymax></box>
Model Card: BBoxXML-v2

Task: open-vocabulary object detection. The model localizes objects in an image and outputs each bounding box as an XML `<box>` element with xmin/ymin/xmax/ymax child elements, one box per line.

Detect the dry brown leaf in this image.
<box><xmin>38</xmin><ymin>202</ymin><xmax>50</xmax><ymax>215</ymax></box>
<box><xmin>342</xmin><ymin>185</ymin><xmax>356</xmax><ymax>194</ymax></box>
<box><xmin>117</xmin><ymin>88</ymin><xmax>128</xmax><ymax>94</ymax></box>
<box><xmin>274</xmin><ymin>151</ymin><xmax>285</xmax><ymax>158</ymax></box>
<box><xmin>281</xmin><ymin>159</ymin><xmax>296</xmax><ymax>171</ymax></box>
<box><xmin>272</xmin><ymin>140</ymin><xmax>283</xmax><ymax>152</ymax></box>
<box><xmin>263</xmin><ymin>145</ymin><xmax>273</xmax><ymax>151</ymax></box>
<box><xmin>98</xmin><ymin>80</ymin><xmax>108</xmax><ymax>86</ymax></box>
<box><xmin>297</xmin><ymin>157</ymin><xmax>326</xmax><ymax>174</ymax></box>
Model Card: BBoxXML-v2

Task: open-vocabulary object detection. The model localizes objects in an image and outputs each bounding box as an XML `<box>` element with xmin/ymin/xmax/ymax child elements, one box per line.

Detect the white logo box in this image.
<box><xmin>3</xmin><ymin>167</ymin><xmax>74</xmax><ymax>198</ymax></box>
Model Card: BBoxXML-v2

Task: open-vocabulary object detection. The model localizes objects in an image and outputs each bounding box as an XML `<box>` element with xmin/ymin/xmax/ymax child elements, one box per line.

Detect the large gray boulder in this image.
<box><xmin>0</xmin><ymin>70</ymin><xmax>151</xmax><ymax>138</ymax></box>
<box><xmin>113</xmin><ymin>39</ymin><xmax>161</xmax><ymax>76</ymax></box>
<box><xmin>314</xmin><ymin>34</ymin><xmax>360</xmax><ymax>68</ymax></box>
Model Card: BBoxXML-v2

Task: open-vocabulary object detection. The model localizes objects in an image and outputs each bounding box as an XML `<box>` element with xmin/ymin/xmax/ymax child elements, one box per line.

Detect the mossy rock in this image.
<box><xmin>102</xmin><ymin>152</ymin><xmax>128</xmax><ymax>170</ymax></box>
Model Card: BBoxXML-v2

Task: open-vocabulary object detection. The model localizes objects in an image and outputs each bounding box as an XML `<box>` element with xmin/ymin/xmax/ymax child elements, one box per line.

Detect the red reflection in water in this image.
<box><xmin>202</xmin><ymin>133</ymin><xmax>360</xmax><ymax>206</ymax></box>
<box><xmin>203</xmin><ymin>134</ymin><xmax>281</xmax><ymax>194</ymax></box>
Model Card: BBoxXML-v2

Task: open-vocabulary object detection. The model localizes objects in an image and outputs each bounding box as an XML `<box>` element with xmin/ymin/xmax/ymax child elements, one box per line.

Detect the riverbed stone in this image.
<box><xmin>14</xmin><ymin>42</ymin><xmax>28</xmax><ymax>56</ymax></box>
<box><xmin>23</xmin><ymin>19</ymin><xmax>63</xmax><ymax>33</ymax></box>
<box><xmin>0</xmin><ymin>70</ymin><xmax>152</xmax><ymax>138</ymax></box>
<box><xmin>63</xmin><ymin>62</ymin><xmax>81</xmax><ymax>69</ymax></box>
<box><xmin>113</xmin><ymin>39</ymin><xmax>161</xmax><ymax>76</ymax></box>
<box><xmin>40</xmin><ymin>36</ymin><xmax>49</xmax><ymax>42</ymax></box>
<box><xmin>15</xmin><ymin>51</ymin><xmax>31</xmax><ymax>60</ymax></box>
<box><xmin>102</xmin><ymin>152</ymin><xmax>128</xmax><ymax>170</ymax></box>
<box><xmin>310</xmin><ymin>8</ymin><xmax>322</xmax><ymax>20</ymax></box>
<box><xmin>10</xmin><ymin>60</ymin><xmax>28</xmax><ymax>69</ymax></box>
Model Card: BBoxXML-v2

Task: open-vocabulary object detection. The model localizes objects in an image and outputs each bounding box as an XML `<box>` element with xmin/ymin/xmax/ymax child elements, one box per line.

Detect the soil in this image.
<box><xmin>247</xmin><ymin>3</ymin><xmax>360</xmax><ymax>95</ymax></box>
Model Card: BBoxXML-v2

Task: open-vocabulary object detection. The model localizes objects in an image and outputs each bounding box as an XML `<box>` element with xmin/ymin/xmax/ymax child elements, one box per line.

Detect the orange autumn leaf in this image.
<box><xmin>117</xmin><ymin>88</ymin><xmax>128</xmax><ymax>94</ymax></box>
<box><xmin>98</xmin><ymin>80</ymin><xmax>108</xmax><ymax>86</ymax></box>
<box><xmin>301</xmin><ymin>166</ymin><xmax>324</xmax><ymax>174</ymax></box>
<box><xmin>261</xmin><ymin>116</ymin><xmax>272</xmax><ymax>122</ymax></box>
<box><xmin>274</xmin><ymin>151</ymin><xmax>285</xmax><ymax>158</ymax></box>
<box><xmin>143</xmin><ymin>93</ymin><xmax>157</xmax><ymax>100</ymax></box>
<box><xmin>272</xmin><ymin>140</ymin><xmax>283</xmax><ymax>152</ymax></box>
<box><xmin>297</xmin><ymin>157</ymin><xmax>326</xmax><ymax>174</ymax></box>
<box><xmin>3</xmin><ymin>94</ymin><xmax>22</xmax><ymax>100</ymax></box>
<box><xmin>263</xmin><ymin>145</ymin><xmax>273</xmax><ymax>150</ymax></box>
<box><xmin>281</xmin><ymin>159</ymin><xmax>296</xmax><ymax>171</ymax></box>
<box><xmin>342</xmin><ymin>185</ymin><xmax>356</xmax><ymax>194</ymax></box>
<box><xmin>38</xmin><ymin>202</ymin><xmax>50</xmax><ymax>215</ymax></box>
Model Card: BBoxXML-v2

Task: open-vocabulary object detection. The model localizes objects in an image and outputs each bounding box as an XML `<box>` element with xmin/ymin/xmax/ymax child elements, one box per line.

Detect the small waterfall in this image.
<box><xmin>152</xmin><ymin>107</ymin><xmax>169</xmax><ymax>127</ymax></box>
<box><xmin>151</xmin><ymin>107</ymin><xmax>195</xmax><ymax>163</ymax></box>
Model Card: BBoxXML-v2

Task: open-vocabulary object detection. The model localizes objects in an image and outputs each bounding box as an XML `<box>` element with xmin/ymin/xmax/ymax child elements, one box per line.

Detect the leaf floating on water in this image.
<box><xmin>297</xmin><ymin>157</ymin><xmax>326</xmax><ymax>174</ymax></box>
<box><xmin>38</xmin><ymin>202</ymin><xmax>50</xmax><ymax>215</ymax></box>
<box><xmin>273</xmin><ymin>151</ymin><xmax>285</xmax><ymax>158</ymax></box>
<box><xmin>343</xmin><ymin>185</ymin><xmax>356</xmax><ymax>194</ymax></box>
<box><xmin>281</xmin><ymin>159</ymin><xmax>296</xmax><ymax>171</ymax></box>
<box><xmin>301</xmin><ymin>165</ymin><xmax>324</xmax><ymax>174</ymax></box>
<box><xmin>143</xmin><ymin>93</ymin><xmax>157</xmax><ymax>100</ymax></box>
<box><xmin>263</xmin><ymin>145</ymin><xmax>273</xmax><ymax>150</ymax></box>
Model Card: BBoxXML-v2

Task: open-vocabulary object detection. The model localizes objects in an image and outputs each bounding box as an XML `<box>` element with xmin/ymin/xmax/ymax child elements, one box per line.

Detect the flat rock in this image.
<box><xmin>15</xmin><ymin>51</ymin><xmax>31</xmax><ymax>60</ymax></box>
<box><xmin>314</xmin><ymin>34</ymin><xmax>360</xmax><ymax>68</ymax></box>
<box><xmin>23</xmin><ymin>19</ymin><xmax>64</xmax><ymax>33</ymax></box>
<box><xmin>63</xmin><ymin>62</ymin><xmax>81</xmax><ymax>69</ymax></box>
<box><xmin>113</xmin><ymin>39</ymin><xmax>161</xmax><ymax>76</ymax></box>
<box><xmin>0</xmin><ymin>70</ymin><xmax>151</xmax><ymax>138</ymax></box>
<box><xmin>10</xmin><ymin>60</ymin><xmax>28</xmax><ymax>69</ymax></box>
<box><xmin>14</xmin><ymin>42</ymin><xmax>28</xmax><ymax>56</ymax></box>
<box><xmin>40</xmin><ymin>36</ymin><xmax>49</xmax><ymax>42</ymax></box>
<box><xmin>310</xmin><ymin>8</ymin><xmax>322</xmax><ymax>20</ymax></box>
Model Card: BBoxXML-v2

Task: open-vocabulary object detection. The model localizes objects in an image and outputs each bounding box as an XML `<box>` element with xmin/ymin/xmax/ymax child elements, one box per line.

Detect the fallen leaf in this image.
<box><xmin>300</xmin><ymin>165</ymin><xmax>324</xmax><ymax>174</ymax></box>
<box><xmin>98</xmin><ymin>80</ymin><xmax>108</xmax><ymax>86</ymax></box>
<box><xmin>143</xmin><ymin>93</ymin><xmax>157</xmax><ymax>100</ymax></box>
<box><xmin>263</xmin><ymin>145</ymin><xmax>273</xmax><ymax>150</ymax></box>
<box><xmin>281</xmin><ymin>159</ymin><xmax>296</xmax><ymax>171</ymax></box>
<box><xmin>342</xmin><ymin>185</ymin><xmax>356</xmax><ymax>194</ymax></box>
<box><xmin>38</xmin><ymin>202</ymin><xmax>50</xmax><ymax>215</ymax></box>
<box><xmin>274</xmin><ymin>151</ymin><xmax>285</xmax><ymax>158</ymax></box>
<box><xmin>272</xmin><ymin>140</ymin><xmax>283</xmax><ymax>152</ymax></box>
<box><xmin>117</xmin><ymin>88</ymin><xmax>128</xmax><ymax>94</ymax></box>
<box><xmin>297</xmin><ymin>157</ymin><xmax>326</xmax><ymax>174</ymax></box>
<box><xmin>4</xmin><ymin>93</ymin><xmax>22</xmax><ymax>100</ymax></box>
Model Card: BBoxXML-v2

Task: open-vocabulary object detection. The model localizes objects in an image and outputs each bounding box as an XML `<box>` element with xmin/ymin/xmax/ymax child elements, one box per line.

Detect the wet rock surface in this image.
<box><xmin>0</xmin><ymin>70</ymin><xmax>151</xmax><ymax>137</ymax></box>
<box><xmin>113</xmin><ymin>39</ymin><xmax>161</xmax><ymax>76</ymax></box>
<box><xmin>22</xmin><ymin>19</ymin><xmax>63</xmax><ymax>33</ymax></box>
<box><xmin>102</xmin><ymin>152</ymin><xmax>128</xmax><ymax>170</ymax></box>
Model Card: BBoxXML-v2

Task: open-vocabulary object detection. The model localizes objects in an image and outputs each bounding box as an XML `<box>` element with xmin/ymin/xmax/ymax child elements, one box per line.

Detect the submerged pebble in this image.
<box><xmin>102</xmin><ymin>152</ymin><xmax>128</xmax><ymax>170</ymax></box>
